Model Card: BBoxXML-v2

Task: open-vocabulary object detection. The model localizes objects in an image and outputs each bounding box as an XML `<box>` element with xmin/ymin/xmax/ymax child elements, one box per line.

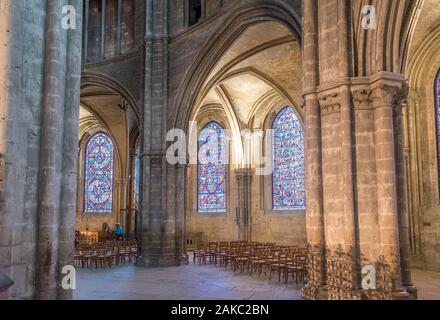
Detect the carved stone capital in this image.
<box><xmin>318</xmin><ymin>92</ymin><xmax>341</xmax><ymax>116</ymax></box>
<box><xmin>352</xmin><ymin>89</ymin><xmax>373</xmax><ymax>110</ymax></box>
<box><xmin>370</xmin><ymin>84</ymin><xmax>400</xmax><ymax>107</ymax></box>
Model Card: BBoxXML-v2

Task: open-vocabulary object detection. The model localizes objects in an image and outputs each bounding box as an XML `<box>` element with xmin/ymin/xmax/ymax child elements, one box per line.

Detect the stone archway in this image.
<box><xmin>402</xmin><ymin>0</ymin><xmax>440</xmax><ymax>271</ymax></box>
<box><xmin>170</xmin><ymin>4</ymin><xmax>304</xmax><ymax>259</ymax></box>
<box><xmin>172</xmin><ymin>3</ymin><xmax>301</xmax><ymax>133</ymax></box>
<box><xmin>77</xmin><ymin>74</ymin><xmax>140</xmax><ymax>247</ymax></box>
<box><xmin>136</xmin><ymin>0</ymin><xmax>303</xmax><ymax>268</ymax></box>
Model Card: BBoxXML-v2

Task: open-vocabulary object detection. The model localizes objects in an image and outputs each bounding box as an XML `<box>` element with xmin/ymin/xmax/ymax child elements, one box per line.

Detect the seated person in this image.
<box><xmin>114</xmin><ymin>223</ymin><xmax>124</xmax><ymax>241</ymax></box>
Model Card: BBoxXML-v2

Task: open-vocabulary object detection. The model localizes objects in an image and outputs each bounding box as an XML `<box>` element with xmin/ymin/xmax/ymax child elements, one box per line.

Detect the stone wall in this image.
<box><xmin>84</xmin><ymin>0</ymin><xmax>142</xmax><ymax>63</ymax></box>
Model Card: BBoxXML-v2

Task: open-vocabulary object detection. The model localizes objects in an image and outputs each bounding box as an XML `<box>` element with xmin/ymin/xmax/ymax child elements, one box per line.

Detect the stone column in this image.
<box><xmin>36</xmin><ymin>0</ymin><xmax>84</xmax><ymax>300</ymax></box>
<box><xmin>120</xmin><ymin>179</ymin><xmax>128</xmax><ymax>229</ymax></box>
<box><xmin>405</xmin><ymin>90</ymin><xmax>424</xmax><ymax>257</ymax></box>
<box><xmin>126</xmin><ymin>148</ymin><xmax>136</xmax><ymax>235</ymax></box>
<box><xmin>393</xmin><ymin>85</ymin><xmax>416</xmax><ymax>296</ymax></box>
<box><xmin>138</xmin><ymin>0</ymin><xmax>181</xmax><ymax>267</ymax></box>
<box><xmin>138</xmin><ymin>153</ymin><xmax>163</xmax><ymax>267</ymax></box>
<box><xmin>235</xmin><ymin>169</ymin><xmax>252</xmax><ymax>241</ymax></box>
<box><xmin>162</xmin><ymin>162</ymin><xmax>177</xmax><ymax>266</ymax></box>
<box><xmin>352</xmin><ymin>88</ymin><xmax>380</xmax><ymax>263</ymax></box>
<box><xmin>337</xmin><ymin>0</ymin><xmax>359</xmax><ymax>290</ymax></box>
<box><xmin>176</xmin><ymin>163</ymin><xmax>188</xmax><ymax>264</ymax></box>
<box><xmin>58</xmin><ymin>0</ymin><xmax>83</xmax><ymax>300</ymax></box>
<box><xmin>114</xmin><ymin>179</ymin><xmax>122</xmax><ymax>224</ymax></box>
<box><xmin>302</xmin><ymin>0</ymin><xmax>326</xmax><ymax>299</ymax></box>
<box><xmin>371</xmin><ymin>83</ymin><xmax>407</xmax><ymax>298</ymax></box>
<box><xmin>36</xmin><ymin>0</ymin><xmax>67</xmax><ymax>300</ymax></box>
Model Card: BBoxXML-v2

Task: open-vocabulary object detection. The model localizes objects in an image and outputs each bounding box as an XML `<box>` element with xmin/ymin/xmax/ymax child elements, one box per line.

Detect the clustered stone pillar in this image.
<box><xmin>302</xmin><ymin>0</ymin><xmax>327</xmax><ymax>299</ymax></box>
<box><xmin>301</xmin><ymin>0</ymin><xmax>416</xmax><ymax>300</ymax></box>
<box><xmin>371</xmin><ymin>83</ymin><xmax>407</xmax><ymax>297</ymax></box>
<box><xmin>137</xmin><ymin>0</ymin><xmax>182</xmax><ymax>267</ymax></box>
<box><xmin>36</xmin><ymin>0</ymin><xmax>83</xmax><ymax>300</ymax></box>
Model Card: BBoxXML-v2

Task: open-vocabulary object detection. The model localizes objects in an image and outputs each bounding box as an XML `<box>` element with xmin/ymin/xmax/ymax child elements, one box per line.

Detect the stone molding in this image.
<box><xmin>143</xmin><ymin>36</ymin><xmax>170</xmax><ymax>44</ymax></box>
<box><xmin>150</xmin><ymin>155</ymin><xmax>164</xmax><ymax>166</ymax></box>
<box><xmin>407</xmin><ymin>88</ymin><xmax>426</xmax><ymax>105</ymax></box>
<box><xmin>318</xmin><ymin>92</ymin><xmax>341</xmax><ymax>116</ymax></box>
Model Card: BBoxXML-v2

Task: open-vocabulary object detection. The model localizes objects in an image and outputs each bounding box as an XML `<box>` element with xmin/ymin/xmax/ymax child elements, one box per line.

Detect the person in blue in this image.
<box><xmin>114</xmin><ymin>223</ymin><xmax>124</xmax><ymax>241</ymax></box>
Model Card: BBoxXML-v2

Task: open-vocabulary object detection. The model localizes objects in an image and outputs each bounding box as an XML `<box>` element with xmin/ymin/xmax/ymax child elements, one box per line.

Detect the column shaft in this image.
<box><xmin>393</xmin><ymin>89</ymin><xmax>415</xmax><ymax>292</ymax></box>
<box><xmin>58</xmin><ymin>0</ymin><xmax>83</xmax><ymax>300</ymax></box>
<box><xmin>372</xmin><ymin>85</ymin><xmax>404</xmax><ymax>294</ymax></box>
<box><xmin>36</xmin><ymin>0</ymin><xmax>66</xmax><ymax>300</ymax></box>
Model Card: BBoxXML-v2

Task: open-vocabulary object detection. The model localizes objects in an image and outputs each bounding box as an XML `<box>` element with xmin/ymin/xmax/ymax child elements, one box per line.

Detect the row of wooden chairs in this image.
<box><xmin>193</xmin><ymin>241</ymin><xmax>307</xmax><ymax>284</ymax></box>
<box><xmin>74</xmin><ymin>242</ymin><xmax>138</xmax><ymax>269</ymax></box>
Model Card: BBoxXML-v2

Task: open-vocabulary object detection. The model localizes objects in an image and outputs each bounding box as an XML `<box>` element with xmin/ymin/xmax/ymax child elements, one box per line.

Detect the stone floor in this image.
<box><xmin>74</xmin><ymin>262</ymin><xmax>302</xmax><ymax>300</ymax></box>
<box><xmin>412</xmin><ymin>268</ymin><xmax>440</xmax><ymax>300</ymax></box>
<box><xmin>73</xmin><ymin>263</ymin><xmax>440</xmax><ymax>300</ymax></box>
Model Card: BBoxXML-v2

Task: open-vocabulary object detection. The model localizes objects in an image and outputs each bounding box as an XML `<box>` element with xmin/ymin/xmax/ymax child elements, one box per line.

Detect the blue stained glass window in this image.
<box><xmin>198</xmin><ymin>122</ymin><xmax>227</xmax><ymax>212</ymax></box>
<box><xmin>84</xmin><ymin>132</ymin><xmax>114</xmax><ymax>213</ymax></box>
<box><xmin>272</xmin><ymin>106</ymin><xmax>305</xmax><ymax>210</ymax></box>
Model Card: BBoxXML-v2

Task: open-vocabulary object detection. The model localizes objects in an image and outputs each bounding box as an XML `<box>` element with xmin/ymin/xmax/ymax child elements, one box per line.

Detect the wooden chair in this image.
<box><xmin>193</xmin><ymin>242</ymin><xmax>207</xmax><ymax>264</ymax></box>
<box><xmin>234</xmin><ymin>245</ymin><xmax>251</xmax><ymax>273</ymax></box>
<box><xmin>205</xmin><ymin>242</ymin><xmax>218</xmax><ymax>264</ymax></box>
<box><xmin>104</xmin><ymin>246</ymin><xmax>114</xmax><ymax>268</ymax></box>
<box><xmin>249</xmin><ymin>249</ymin><xmax>268</xmax><ymax>277</ymax></box>
<box><xmin>116</xmin><ymin>246</ymin><xmax>128</xmax><ymax>264</ymax></box>
<box><xmin>129</xmin><ymin>245</ymin><xmax>138</xmax><ymax>263</ymax></box>
<box><xmin>214</xmin><ymin>242</ymin><xmax>229</xmax><ymax>266</ymax></box>
<box><xmin>285</xmin><ymin>254</ymin><xmax>306</xmax><ymax>284</ymax></box>
<box><xmin>95</xmin><ymin>247</ymin><xmax>107</xmax><ymax>268</ymax></box>
<box><xmin>74</xmin><ymin>250</ymin><xmax>83</xmax><ymax>268</ymax></box>
<box><xmin>81</xmin><ymin>249</ymin><xmax>95</xmax><ymax>268</ymax></box>
<box><xmin>268</xmin><ymin>252</ymin><xmax>287</xmax><ymax>282</ymax></box>
<box><xmin>224</xmin><ymin>242</ymin><xmax>239</xmax><ymax>268</ymax></box>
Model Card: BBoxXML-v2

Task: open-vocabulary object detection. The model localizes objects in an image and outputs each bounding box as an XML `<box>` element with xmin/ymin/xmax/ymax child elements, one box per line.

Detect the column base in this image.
<box><xmin>136</xmin><ymin>254</ymin><xmax>181</xmax><ymax>268</ymax></box>
<box><xmin>303</xmin><ymin>284</ymin><xmax>416</xmax><ymax>300</ymax></box>
<box><xmin>391</xmin><ymin>288</ymin><xmax>411</xmax><ymax>300</ymax></box>
<box><xmin>302</xmin><ymin>284</ymin><xmax>328</xmax><ymax>300</ymax></box>
<box><xmin>405</xmin><ymin>285</ymin><xmax>418</xmax><ymax>300</ymax></box>
<box><xmin>181</xmin><ymin>253</ymin><xmax>189</xmax><ymax>265</ymax></box>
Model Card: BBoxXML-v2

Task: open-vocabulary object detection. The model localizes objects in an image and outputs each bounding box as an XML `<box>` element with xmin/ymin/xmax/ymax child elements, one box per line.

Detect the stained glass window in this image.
<box><xmin>84</xmin><ymin>132</ymin><xmax>114</xmax><ymax>213</ymax></box>
<box><xmin>435</xmin><ymin>70</ymin><xmax>440</xmax><ymax>192</ymax></box>
<box><xmin>198</xmin><ymin>122</ymin><xmax>227</xmax><ymax>212</ymax></box>
<box><xmin>272</xmin><ymin>106</ymin><xmax>305</xmax><ymax>210</ymax></box>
